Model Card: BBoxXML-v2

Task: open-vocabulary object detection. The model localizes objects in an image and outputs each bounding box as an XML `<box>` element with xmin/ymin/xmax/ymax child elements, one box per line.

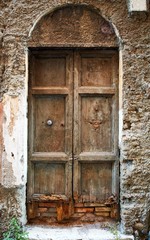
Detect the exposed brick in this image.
<box><xmin>38</xmin><ymin>208</ymin><xmax>48</xmax><ymax>213</ymax></box>
<box><xmin>75</xmin><ymin>207</ymin><xmax>94</xmax><ymax>213</ymax></box>
<box><xmin>84</xmin><ymin>203</ymin><xmax>106</xmax><ymax>207</ymax></box>
<box><xmin>48</xmin><ymin>208</ymin><xmax>57</xmax><ymax>213</ymax></box>
<box><xmin>40</xmin><ymin>212</ymin><xmax>57</xmax><ymax>217</ymax></box>
<box><xmin>38</xmin><ymin>203</ymin><xmax>57</xmax><ymax>208</ymax></box>
<box><xmin>95</xmin><ymin>212</ymin><xmax>110</xmax><ymax>217</ymax></box>
<box><xmin>95</xmin><ymin>207</ymin><xmax>111</xmax><ymax>212</ymax></box>
<box><xmin>74</xmin><ymin>203</ymin><xmax>84</xmax><ymax>207</ymax></box>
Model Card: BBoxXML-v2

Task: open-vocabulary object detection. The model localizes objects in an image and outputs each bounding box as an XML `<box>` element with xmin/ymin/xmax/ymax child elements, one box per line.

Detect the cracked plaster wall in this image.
<box><xmin>0</xmin><ymin>0</ymin><xmax>150</xmax><ymax>235</ymax></box>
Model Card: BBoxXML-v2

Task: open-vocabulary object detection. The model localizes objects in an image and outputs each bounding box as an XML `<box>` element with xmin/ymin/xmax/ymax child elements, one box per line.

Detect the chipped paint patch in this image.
<box><xmin>8</xmin><ymin>96</ymin><xmax>19</xmax><ymax>136</ymax></box>
<box><xmin>2</xmin><ymin>93</ymin><xmax>27</xmax><ymax>187</ymax></box>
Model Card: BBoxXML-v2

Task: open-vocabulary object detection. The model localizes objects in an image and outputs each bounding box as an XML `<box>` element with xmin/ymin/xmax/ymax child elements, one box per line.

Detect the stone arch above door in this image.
<box><xmin>28</xmin><ymin>5</ymin><xmax>118</xmax><ymax>48</ymax></box>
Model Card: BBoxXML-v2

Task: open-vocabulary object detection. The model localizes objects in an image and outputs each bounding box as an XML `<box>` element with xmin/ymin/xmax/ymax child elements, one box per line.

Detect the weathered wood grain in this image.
<box><xmin>27</xmin><ymin>49</ymin><xmax>119</xmax><ymax>222</ymax></box>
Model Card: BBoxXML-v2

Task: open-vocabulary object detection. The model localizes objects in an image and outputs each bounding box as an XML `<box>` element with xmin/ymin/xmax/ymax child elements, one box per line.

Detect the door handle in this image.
<box><xmin>47</xmin><ymin>119</ymin><xmax>53</xmax><ymax>126</ymax></box>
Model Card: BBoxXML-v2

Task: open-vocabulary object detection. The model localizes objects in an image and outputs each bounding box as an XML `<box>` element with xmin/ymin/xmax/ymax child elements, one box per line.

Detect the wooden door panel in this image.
<box><xmin>81</xmin><ymin>96</ymin><xmax>113</xmax><ymax>152</ymax></box>
<box><xmin>80</xmin><ymin>163</ymin><xmax>112</xmax><ymax>202</ymax></box>
<box><xmin>28</xmin><ymin>51</ymin><xmax>73</xmax><ymax>223</ymax></box>
<box><xmin>33</xmin><ymin>95</ymin><xmax>65</xmax><ymax>153</ymax></box>
<box><xmin>34</xmin><ymin>163</ymin><xmax>65</xmax><ymax>194</ymax></box>
<box><xmin>73</xmin><ymin>50</ymin><xmax>118</xmax><ymax>209</ymax></box>
<box><xmin>33</xmin><ymin>56</ymin><xmax>66</xmax><ymax>87</ymax></box>
<box><xmin>81</xmin><ymin>57</ymin><xmax>112</xmax><ymax>86</ymax></box>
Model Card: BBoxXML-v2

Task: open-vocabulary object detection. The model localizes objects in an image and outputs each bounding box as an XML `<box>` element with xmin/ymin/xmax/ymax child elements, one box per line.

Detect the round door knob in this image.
<box><xmin>47</xmin><ymin>119</ymin><xmax>53</xmax><ymax>126</ymax></box>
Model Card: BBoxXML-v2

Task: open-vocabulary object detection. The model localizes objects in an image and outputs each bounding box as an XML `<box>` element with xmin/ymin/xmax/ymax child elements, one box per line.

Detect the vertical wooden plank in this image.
<box><xmin>0</xmin><ymin>102</ymin><xmax>3</xmax><ymax>184</ymax></box>
<box><xmin>27</xmin><ymin>202</ymin><xmax>38</xmax><ymax>219</ymax></box>
<box><xmin>111</xmin><ymin>52</ymin><xmax>119</xmax><ymax>196</ymax></box>
<box><xmin>73</xmin><ymin>50</ymin><xmax>81</xmax><ymax>201</ymax></box>
<box><xmin>112</xmin><ymin>53</ymin><xmax>119</xmax><ymax>156</ymax></box>
<box><xmin>64</xmin><ymin>51</ymin><xmax>73</xmax><ymax>197</ymax></box>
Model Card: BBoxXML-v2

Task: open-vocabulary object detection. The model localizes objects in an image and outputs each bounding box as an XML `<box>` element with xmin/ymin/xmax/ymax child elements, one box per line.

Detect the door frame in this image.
<box><xmin>27</xmin><ymin>47</ymin><xmax>119</xmax><ymax>223</ymax></box>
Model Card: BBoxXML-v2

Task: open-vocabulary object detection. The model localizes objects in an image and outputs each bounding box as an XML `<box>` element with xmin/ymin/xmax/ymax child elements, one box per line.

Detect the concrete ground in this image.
<box><xmin>26</xmin><ymin>223</ymin><xmax>134</xmax><ymax>240</ymax></box>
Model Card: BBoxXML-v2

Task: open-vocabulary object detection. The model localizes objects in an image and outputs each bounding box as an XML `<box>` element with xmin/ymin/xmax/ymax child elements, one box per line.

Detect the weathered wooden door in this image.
<box><xmin>27</xmin><ymin>49</ymin><xmax>119</xmax><ymax>223</ymax></box>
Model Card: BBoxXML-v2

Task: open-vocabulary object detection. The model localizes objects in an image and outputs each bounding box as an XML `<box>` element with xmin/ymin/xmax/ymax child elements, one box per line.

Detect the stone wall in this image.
<box><xmin>0</xmin><ymin>0</ymin><xmax>150</xmax><ymax>235</ymax></box>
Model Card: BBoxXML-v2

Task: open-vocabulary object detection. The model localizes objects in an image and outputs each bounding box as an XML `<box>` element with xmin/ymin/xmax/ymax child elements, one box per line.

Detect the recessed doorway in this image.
<box><xmin>27</xmin><ymin>48</ymin><xmax>119</xmax><ymax>224</ymax></box>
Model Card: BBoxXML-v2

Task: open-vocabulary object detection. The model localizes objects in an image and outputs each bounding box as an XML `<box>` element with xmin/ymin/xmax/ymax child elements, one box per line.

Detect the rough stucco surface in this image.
<box><xmin>28</xmin><ymin>5</ymin><xmax>117</xmax><ymax>47</ymax></box>
<box><xmin>0</xmin><ymin>0</ymin><xmax>150</xmax><ymax>236</ymax></box>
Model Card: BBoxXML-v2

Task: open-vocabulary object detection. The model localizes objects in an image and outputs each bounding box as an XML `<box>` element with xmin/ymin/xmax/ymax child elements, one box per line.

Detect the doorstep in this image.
<box><xmin>26</xmin><ymin>223</ymin><xmax>134</xmax><ymax>240</ymax></box>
